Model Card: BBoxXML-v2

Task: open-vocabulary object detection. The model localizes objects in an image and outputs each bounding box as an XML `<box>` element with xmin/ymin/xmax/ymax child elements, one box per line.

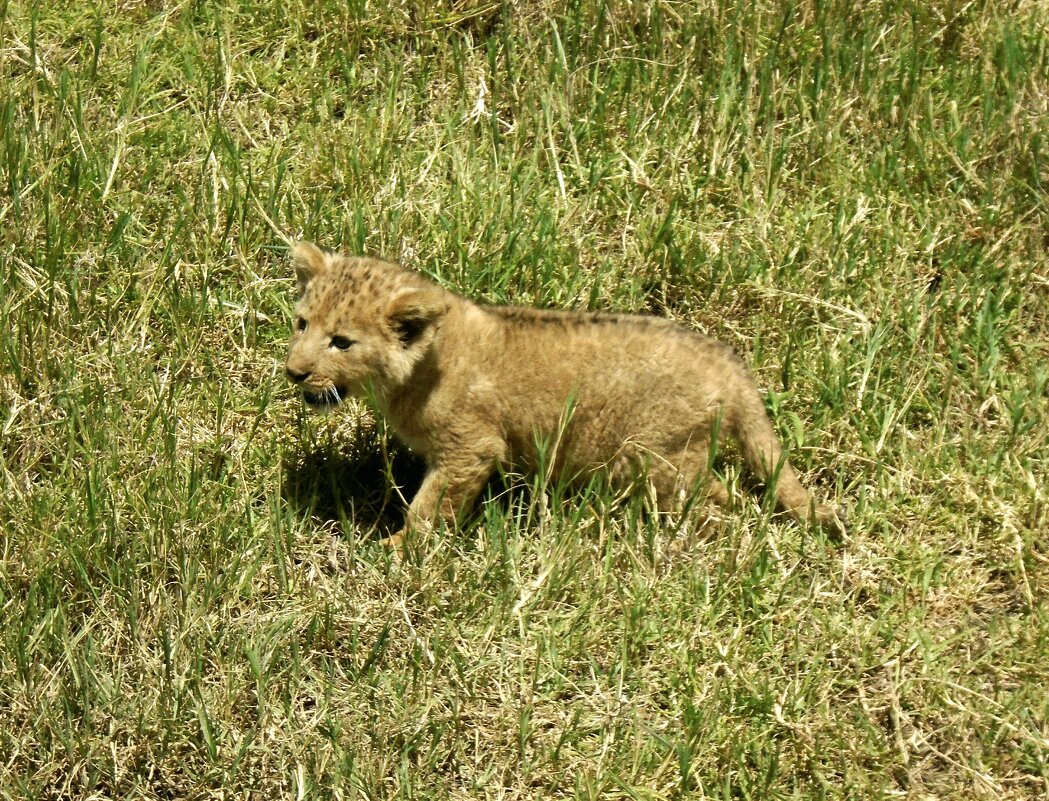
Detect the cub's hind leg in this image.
<box><xmin>648</xmin><ymin>441</ymin><xmax>730</xmax><ymax>518</ymax></box>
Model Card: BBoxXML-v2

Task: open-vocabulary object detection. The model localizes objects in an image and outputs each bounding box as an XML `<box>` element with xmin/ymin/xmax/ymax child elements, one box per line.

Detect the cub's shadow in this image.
<box><xmin>282</xmin><ymin>422</ymin><xmax>427</xmax><ymax>538</ymax></box>
<box><xmin>282</xmin><ymin>423</ymin><xmax>780</xmax><ymax>540</ymax></box>
<box><xmin>283</xmin><ymin>422</ymin><xmax>528</xmax><ymax>539</ymax></box>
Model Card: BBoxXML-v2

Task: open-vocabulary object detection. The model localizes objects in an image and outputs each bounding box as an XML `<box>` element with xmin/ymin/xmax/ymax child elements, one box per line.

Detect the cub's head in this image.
<box><xmin>284</xmin><ymin>242</ymin><xmax>450</xmax><ymax>410</ymax></box>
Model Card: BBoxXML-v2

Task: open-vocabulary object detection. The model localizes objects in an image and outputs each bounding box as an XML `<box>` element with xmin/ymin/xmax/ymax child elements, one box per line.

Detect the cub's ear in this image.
<box><xmin>386</xmin><ymin>287</ymin><xmax>449</xmax><ymax>346</ymax></box>
<box><xmin>292</xmin><ymin>241</ymin><xmax>329</xmax><ymax>296</ymax></box>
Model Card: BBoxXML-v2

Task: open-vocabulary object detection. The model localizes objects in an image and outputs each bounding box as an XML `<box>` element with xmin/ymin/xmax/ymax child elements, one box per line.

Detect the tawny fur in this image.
<box><xmin>285</xmin><ymin>242</ymin><xmax>845</xmax><ymax>545</ymax></box>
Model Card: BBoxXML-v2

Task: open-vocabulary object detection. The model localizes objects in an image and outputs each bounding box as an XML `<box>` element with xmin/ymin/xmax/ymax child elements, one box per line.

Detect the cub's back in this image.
<box><xmin>448</xmin><ymin>304</ymin><xmax>752</xmax><ymax>454</ymax></box>
<box><xmin>478</xmin><ymin>304</ymin><xmax>744</xmax><ymax>393</ymax></box>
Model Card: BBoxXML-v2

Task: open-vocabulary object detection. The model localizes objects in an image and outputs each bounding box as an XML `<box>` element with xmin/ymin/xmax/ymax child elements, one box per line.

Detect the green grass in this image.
<box><xmin>1</xmin><ymin>0</ymin><xmax>1047</xmax><ymax>797</ymax></box>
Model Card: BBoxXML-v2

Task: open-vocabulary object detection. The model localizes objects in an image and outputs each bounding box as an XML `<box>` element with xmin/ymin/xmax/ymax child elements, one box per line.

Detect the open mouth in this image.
<box><xmin>302</xmin><ymin>386</ymin><xmax>345</xmax><ymax>409</ymax></box>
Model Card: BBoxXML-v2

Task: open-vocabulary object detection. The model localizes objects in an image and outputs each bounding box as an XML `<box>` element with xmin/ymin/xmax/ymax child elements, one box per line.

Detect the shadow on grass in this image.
<box><xmin>280</xmin><ymin>424</ymin><xmax>808</xmax><ymax>544</ymax></box>
<box><xmin>282</xmin><ymin>419</ymin><xmax>535</xmax><ymax>547</ymax></box>
<box><xmin>281</xmin><ymin>422</ymin><xmax>427</xmax><ymax>540</ymax></box>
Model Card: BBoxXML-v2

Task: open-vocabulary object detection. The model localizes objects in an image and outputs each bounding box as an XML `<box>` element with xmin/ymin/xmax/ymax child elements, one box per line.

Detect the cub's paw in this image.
<box><xmin>377</xmin><ymin>530</ymin><xmax>405</xmax><ymax>560</ymax></box>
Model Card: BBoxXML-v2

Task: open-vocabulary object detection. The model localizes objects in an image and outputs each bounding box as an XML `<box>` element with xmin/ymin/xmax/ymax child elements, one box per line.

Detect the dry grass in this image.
<box><xmin>1</xmin><ymin>0</ymin><xmax>1047</xmax><ymax>798</ymax></box>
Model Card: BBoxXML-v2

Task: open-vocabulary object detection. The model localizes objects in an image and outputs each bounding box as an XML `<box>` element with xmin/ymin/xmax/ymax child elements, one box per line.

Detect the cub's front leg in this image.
<box><xmin>382</xmin><ymin>443</ymin><xmax>503</xmax><ymax>550</ymax></box>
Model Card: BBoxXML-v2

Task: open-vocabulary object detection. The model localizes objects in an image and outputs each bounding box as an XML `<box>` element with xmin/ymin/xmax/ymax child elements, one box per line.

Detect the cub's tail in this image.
<box><xmin>730</xmin><ymin>386</ymin><xmax>846</xmax><ymax>536</ymax></box>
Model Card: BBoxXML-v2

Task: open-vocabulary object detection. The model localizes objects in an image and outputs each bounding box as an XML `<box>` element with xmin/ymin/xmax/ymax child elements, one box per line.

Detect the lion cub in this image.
<box><xmin>285</xmin><ymin>242</ymin><xmax>845</xmax><ymax>545</ymax></box>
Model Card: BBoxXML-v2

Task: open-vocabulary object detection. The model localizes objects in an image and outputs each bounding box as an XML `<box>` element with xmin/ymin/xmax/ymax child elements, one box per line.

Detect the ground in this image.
<box><xmin>0</xmin><ymin>1</ymin><xmax>1047</xmax><ymax>798</ymax></box>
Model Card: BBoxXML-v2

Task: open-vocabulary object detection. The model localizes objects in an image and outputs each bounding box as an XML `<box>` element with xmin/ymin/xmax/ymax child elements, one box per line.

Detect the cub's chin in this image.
<box><xmin>301</xmin><ymin>386</ymin><xmax>347</xmax><ymax>412</ymax></box>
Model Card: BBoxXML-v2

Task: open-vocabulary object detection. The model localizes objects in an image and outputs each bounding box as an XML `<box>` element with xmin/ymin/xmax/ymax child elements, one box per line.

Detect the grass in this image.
<box><xmin>1</xmin><ymin>0</ymin><xmax>1047</xmax><ymax>797</ymax></box>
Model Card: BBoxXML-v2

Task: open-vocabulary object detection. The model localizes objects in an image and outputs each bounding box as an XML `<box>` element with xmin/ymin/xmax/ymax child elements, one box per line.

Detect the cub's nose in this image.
<box><xmin>286</xmin><ymin>367</ymin><xmax>311</xmax><ymax>384</ymax></box>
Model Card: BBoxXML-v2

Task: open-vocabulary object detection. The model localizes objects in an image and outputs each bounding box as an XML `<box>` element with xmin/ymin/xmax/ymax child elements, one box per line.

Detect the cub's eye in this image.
<box><xmin>330</xmin><ymin>335</ymin><xmax>354</xmax><ymax>351</ymax></box>
<box><xmin>295</xmin><ymin>316</ymin><xmax>307</xmax><ymax>332</ymax></box>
